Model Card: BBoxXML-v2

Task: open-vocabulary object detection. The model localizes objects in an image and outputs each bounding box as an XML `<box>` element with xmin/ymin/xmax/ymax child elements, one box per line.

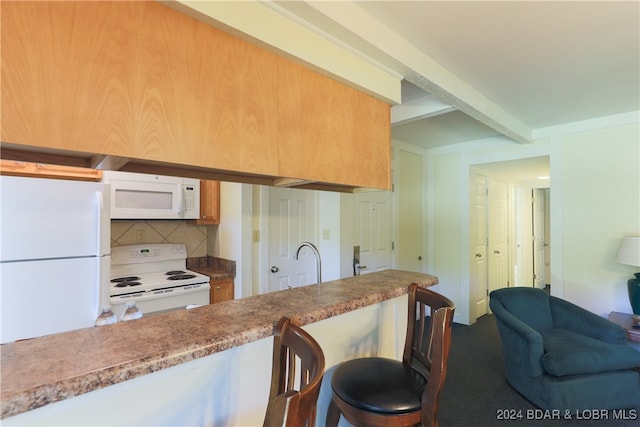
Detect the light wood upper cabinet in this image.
<box><xmin>2</xmin><ymin>1</ymin><xmax>133</xmax><ymax>154</ymax></box>
<box><xmin>1</xmin><ymin>1</ymin><xmax>390</xmax><ymax>191</ymax></box>
<box><xmin>190</xmin><ymin>180</ymin><xmax>220</xmax><ymax>225</ymax></box>
<box><xmin>1</xmin><ymin>1</ymin><xmax>279</xmax><ymax>177</ymax></box>
<box><xmin>277</xmin><ymin>58</ymin><xmax>391</xmax><ymax>189</ymax></box>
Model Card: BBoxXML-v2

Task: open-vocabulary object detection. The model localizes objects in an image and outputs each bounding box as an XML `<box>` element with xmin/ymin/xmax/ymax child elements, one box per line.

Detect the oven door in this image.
<box><xmin>110</xmin><ymin>283</ymin><xmax>210</xmax><ymax>318</ymax></box>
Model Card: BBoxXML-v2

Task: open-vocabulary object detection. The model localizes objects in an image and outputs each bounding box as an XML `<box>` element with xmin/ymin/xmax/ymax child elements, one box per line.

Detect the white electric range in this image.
<box><xmin>109</xmin><ymin>244</ymin><xmax>210</xmax><ymax>318</ymax></box>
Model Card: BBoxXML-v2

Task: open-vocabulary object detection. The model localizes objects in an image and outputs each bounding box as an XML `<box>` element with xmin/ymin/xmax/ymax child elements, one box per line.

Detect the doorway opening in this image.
<box><xmin>470</xmin><ymin>156</ymin><xmax>550</xmax><ymax>320</ymax></box>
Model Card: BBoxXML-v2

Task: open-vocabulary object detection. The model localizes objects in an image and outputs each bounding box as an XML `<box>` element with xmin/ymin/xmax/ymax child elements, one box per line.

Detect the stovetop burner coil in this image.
<box><xmin>167</xmin><ymin>274</ymin><xmax>197</xmax><ymax>281</ymax></box>
<box><xmin>166</xmin><ymin>270</ymin><xmax>186</xmax><ymax>276</ymax></box>
<box><xmin>114</xmin><ymin>281</ymin><xmax>142</xmax><ymax>288</ymax></box>
<box><xmin>111</xmin><ymin>276</ymin><xmax>141</xmax><ymax>283</ymax></box>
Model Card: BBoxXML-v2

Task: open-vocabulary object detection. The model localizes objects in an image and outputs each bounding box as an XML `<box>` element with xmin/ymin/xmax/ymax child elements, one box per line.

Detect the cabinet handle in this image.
<box><xmin>216</xmin><ymin>286</ymin><xmax>221</xmax><ymax>290</ymax></box>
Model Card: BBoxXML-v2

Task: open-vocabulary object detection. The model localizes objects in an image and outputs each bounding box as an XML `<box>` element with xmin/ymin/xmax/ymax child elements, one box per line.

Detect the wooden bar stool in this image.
<box><xmin>327</xmin><ymin>284</ymin><xmax>455</xmax><ymax>427</ymax></box>
<box><xmin>264</xmin><ymin>317</ymin><xmax>326</xmax><ymax>427</ymax></box>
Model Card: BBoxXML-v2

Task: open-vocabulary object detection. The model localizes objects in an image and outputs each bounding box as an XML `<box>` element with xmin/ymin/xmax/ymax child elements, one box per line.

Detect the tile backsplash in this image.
<box><xmin>111</xmin><ymin>220</ymin><xmax>208</xmax><ymax>257</ymax></box>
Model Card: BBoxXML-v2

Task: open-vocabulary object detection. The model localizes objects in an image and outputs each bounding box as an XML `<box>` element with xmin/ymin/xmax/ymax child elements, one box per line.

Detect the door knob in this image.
<box><xmin>270</xmin><ymin>266</ymin><xmax>279</xmax><ymax>273</ymax></box>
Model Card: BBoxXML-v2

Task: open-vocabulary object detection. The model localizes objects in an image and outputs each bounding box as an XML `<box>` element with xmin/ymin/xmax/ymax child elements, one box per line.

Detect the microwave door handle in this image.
<box><xmin>177</xmin><ymin>186</ymin><xmax>184</xmax><ymax>215</ymax></box>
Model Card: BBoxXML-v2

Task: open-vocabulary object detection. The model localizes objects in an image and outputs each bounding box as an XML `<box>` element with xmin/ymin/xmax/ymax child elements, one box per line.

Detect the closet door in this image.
<box><xmin>488</xmin><ymin>178</ymin><xmax>510</xmax><ymax>296</ymax></box>
<box><xmin>471</xmin><ymin>173</ymin><xmax>488</xmax><ymax>318</ymax></box>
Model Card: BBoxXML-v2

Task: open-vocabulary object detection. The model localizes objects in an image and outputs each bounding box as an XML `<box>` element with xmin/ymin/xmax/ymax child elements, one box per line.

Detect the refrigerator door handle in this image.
<box><xmin>97</xmin><ymin>190</ymin><xmax>111</xmax><ymax>256</ymax></box>
<box><xmin>96</xmin><ymin>190</ymin><xmax>112</xmax><ymax>314</ymax></box>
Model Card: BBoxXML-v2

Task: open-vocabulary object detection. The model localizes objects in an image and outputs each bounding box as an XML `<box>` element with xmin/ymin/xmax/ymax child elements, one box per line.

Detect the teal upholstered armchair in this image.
<box><xmin>490</xmin><ymin>287</ymin><xmax>640</xmax><ymax>411</ymax></box>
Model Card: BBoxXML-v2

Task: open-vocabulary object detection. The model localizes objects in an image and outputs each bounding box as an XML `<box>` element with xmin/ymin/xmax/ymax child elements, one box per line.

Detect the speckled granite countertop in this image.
<box><xmin>186</xmin><ymin>256</ymin><xmax>235</xmax><ymax>280</ymax></box>
<box><xmin>0</xmin><ymin>270</ymin><xmax>437</xmax><ymax>419</ymax></box>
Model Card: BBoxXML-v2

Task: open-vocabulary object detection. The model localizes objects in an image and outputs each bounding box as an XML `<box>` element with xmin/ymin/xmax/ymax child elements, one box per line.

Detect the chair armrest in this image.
<box><xmin>550</xmin><ymin>297</ymin><xmax>627</xmax><ymax>345</ymax></box>
<box><xmin>490</xmin><ymin>298</ymin><xmax>545</xmax><ymax>377</ymax></box>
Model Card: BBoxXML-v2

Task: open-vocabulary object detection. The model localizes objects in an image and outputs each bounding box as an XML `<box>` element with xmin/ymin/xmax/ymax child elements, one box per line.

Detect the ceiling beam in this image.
<box><xmin>391</xmin><ymin>94</ymin><xmax>456</xmax><ymax>125</ymax></box>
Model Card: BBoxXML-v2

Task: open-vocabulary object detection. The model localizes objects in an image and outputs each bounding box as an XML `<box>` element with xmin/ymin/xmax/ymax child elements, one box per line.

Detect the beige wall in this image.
<box><xmin>425</xmin><ymin>113</ymin><xmax>639</xmax><ymax>324</ymax></box>
<box><xmin>558</xmin><ymin>122</ymin><xmax>640</xmax><ymax>315</ymax></box>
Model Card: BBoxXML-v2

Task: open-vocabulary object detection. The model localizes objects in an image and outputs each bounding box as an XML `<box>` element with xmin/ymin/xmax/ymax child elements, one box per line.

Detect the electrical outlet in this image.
<box><xmin>252</xmin><ymin>230</ymin><xmax>260</xmax><ymax>243</ymax></box>
<box><xmin>322</xmin><ymin>229</ymin><xmax>330</xmax><ymax>240</ymax></box>
<box><xmin>136</xmin><ymin>230</ymin><xmax>145</xmax><ymax>243</ymax></box>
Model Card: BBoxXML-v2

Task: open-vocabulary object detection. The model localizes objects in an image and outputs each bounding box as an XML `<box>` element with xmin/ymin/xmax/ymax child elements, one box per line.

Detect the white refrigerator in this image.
<box><xmin>0</xmin><ymin>175</ymin><xmax>111</xmax><ymax>344</ymax></box>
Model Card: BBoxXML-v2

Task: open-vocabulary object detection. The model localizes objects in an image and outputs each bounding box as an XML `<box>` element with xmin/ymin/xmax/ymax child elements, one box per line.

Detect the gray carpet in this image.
<box><xmin>437</xmin><ymin>314</ymin><xmax>640</xmax><ymax>426</ymax></box>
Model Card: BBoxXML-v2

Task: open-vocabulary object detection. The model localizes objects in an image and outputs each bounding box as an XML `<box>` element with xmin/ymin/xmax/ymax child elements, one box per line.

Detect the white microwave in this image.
<box><xmin>102</xmin><ymin>171</ymin><xmax>200</xmax><ymax>219</ymax></box>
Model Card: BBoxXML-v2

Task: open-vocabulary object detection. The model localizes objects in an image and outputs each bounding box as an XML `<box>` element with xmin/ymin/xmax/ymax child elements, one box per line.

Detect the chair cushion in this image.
<box><xmin>331</xmin><ymin>357</ymin><xmax>426</xmax><ymax>414</ymax></box>
<box><xmin>540</xmin><ymin>329</ymin><xmax>640</xmax><ymax>377</ymax></box>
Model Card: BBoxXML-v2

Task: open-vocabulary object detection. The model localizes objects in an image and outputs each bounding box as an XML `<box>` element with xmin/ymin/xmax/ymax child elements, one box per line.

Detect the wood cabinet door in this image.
<box><xmin>277</xmin><ymin>58</ymin><xmax>391</xmax><ymax>189</ymax></box>
<box><xmin>1</xmin><ymin>1</ymin><xmax>136</xmax><ymax>154</ymax></box>
<box><xmin>191</xmin><ymin>180</ymin><xmax>220</xmax><ymax>225</ymax></box>
<box><xmin>1</xmin><ymin>1</ymin><xmax>279</xmax><ymax>176</ymax></box>
<box><xmin>210</xmin><ymin>278</ymin><xmax>234</xmax><ymax>304</ymax></box>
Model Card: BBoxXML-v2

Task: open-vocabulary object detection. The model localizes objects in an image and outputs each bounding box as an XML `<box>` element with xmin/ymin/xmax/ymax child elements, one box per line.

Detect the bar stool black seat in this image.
<box><xmin>327</xmin><ymin>284</ymin><xmax>455</xmax><ymax>427</ymax></box>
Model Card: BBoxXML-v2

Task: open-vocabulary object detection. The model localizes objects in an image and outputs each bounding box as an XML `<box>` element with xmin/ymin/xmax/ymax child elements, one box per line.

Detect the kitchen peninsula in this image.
<box><xmin>1</xmin><ymin>270</ymin><xmax>438</xmax><ymax>426</ymax></box>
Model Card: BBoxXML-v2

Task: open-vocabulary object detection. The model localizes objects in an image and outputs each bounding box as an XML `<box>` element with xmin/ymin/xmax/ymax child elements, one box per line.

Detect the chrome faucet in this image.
<box><xmin>295</xmin><ymin>241</ymin><xmax>322</xmax><ymax>284</ymax></box>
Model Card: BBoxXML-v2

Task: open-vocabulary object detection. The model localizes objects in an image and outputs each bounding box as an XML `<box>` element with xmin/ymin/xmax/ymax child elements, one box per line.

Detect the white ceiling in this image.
<box><xmin>270</xmin><ymin>0</ymin><xmax>639</xmax><ymax>183</ymax></box>
<box><xmin>362</xmin><ymin>1</ymin><xmax>640</xmax><ymax>128</ymax></box>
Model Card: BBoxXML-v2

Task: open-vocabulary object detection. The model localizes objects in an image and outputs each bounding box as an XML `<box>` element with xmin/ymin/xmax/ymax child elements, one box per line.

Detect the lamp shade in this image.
<box><xmin>617</xmin><ymin>236</ymin><xmax>640</xmax><ymax>267</ymax></box>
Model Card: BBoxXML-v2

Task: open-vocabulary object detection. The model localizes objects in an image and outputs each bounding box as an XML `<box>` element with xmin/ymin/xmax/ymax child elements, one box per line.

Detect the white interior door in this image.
<box><xmin>533</xmin><ymin>188</ymin><xmax>546</xmax><ymax>288</ymax></box>
<box><xmin>513</xmin><ymin>187</ymin><xmax>533</xmax><ymax>286</ymax></box>
<box><xmin>268</xmin><ymin>187</ymin><xmax>317</xmax><ymax>292</ymax></box>
<box><xmin>488</xmin><ymin>178</ymin><xmax>509</xmax><ymax>294</ymax></box>
<box><xmin>355</xmin><ymin>190</ymin><xmax>392</xmax><ymax>274</ymax></box>
<box><xmin>397</xmin><ymin>149</ymin><xmax>424</xmax><ymax>272</ymax></box>
<box><xmin>470</xmin><ymin>173</ymin><xmax>488</xmax><ymax>319</ymax></box>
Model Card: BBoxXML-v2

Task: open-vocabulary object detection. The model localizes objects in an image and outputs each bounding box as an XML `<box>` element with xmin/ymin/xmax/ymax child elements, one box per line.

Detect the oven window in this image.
<box><xmin>114</xmin><ymin>189</ymin><xmax>172</xmax><ymax>209</ymax></box>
